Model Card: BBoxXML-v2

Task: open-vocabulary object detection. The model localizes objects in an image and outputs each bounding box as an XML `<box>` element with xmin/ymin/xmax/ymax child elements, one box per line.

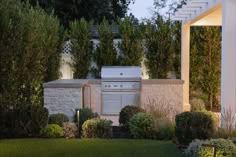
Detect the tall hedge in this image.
<box><xmin>92</xmin><ymin>18</ymin><xmax>118</xmax><ymax>78</ymax></box>
<box><xmin>118</xmin><ymin>17</ymin><xmax>144</xmax><ymax>66</ymax></box>
<box><xmin>69</xmin><ymin>18</ymin><xmax>93</xmax><ymax>79</ymax></box>
<box><xmin>0</xmin><ymin>0</ymin><xmax>63</xmax><ymax>109</ymax></box>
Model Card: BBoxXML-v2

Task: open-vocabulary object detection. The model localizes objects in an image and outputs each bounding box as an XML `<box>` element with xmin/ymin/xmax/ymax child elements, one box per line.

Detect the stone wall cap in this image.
<box><xmin>43</xmin><ymin>79</ymin><xmax>101</xmax><ymax>88</ymax></box>
<box><xmin>142</xmin><ymin>79</ymin><xmax>184</xmax><ymax>84</ymax></box>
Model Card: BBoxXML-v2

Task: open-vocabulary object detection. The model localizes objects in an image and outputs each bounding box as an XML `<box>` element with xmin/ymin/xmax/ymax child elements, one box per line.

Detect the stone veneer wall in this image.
<box><xmin>141</xmin><ymin>79</ymin><xmax>184</xmax><ymax>121</ymax></box>
<box><xmin>43</xmin><ymin>80</ymin><xmax>84</xmax><ymax>121</ymax></box>
<box><xmin>43</xmin><ymin>79</ymin><xmax>185</xmax><ymax>125</ymax></box>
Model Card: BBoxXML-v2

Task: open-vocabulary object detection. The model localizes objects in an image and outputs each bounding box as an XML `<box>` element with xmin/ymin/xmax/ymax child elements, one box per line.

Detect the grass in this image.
<box><xmin>0</xmin><ymin>139</ymin><xmax>183</xmax><ymax>157</ymax></box>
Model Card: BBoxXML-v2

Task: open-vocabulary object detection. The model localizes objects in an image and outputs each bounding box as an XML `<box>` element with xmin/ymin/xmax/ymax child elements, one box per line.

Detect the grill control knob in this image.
<box><xmin>108</xmin><ymin>85</ymin><xmax>111</xmax><ymax>88</ymax></box>
<box><xmin>120</xmin><ymin>85</ymin><xmax>123</xmax><ymax>88</ymax></box>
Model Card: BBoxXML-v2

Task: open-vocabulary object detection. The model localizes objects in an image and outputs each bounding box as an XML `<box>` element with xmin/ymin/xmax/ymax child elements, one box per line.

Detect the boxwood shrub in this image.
<box><xmin>82</xmin><ymin>118</ymin><xmax>112</xmax><ymax>138</ymax></box>
<box><xmin>0</xmin><ymin>106</ymin><xmax>48</xmax><ymax>138</ymax></box>
<box><xmin>40</xmin><ymin>124</ymin><xmax>64</xmax><ymax>138</ymax></box>
<box><xmin>175</xmin><ymin>111</ymin><xmax>215</xmax><ymax>145</ymax></box>
<box><xmin>48</xmin><ymin>113</ymin><xmax>69</xmax><ymax>127</ymax></box>
<box><xmin>119</xmin><ymin>105</ymin><xmax>144</xmax><ymax>131</ymax></box>
<box><xmin>129</xmin><ymin>113</ymin><xmax>154</xmax><ymax>139</ymax></box>
<box><xmin>74</xmin><ymin>108</ymin><xmax>99</xmax><ymax>132</ymax></box>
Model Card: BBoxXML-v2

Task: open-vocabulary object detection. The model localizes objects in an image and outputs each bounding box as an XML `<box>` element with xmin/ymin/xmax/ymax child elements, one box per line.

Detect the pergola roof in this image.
<box><xmin>172</xmin><ymin>0</ymin><xmax>222</xmax><ymax>26</ymax></box>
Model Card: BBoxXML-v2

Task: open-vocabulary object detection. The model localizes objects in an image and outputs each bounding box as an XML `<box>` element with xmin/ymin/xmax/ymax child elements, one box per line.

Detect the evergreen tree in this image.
<box><xmin>118</xmin><ymin>17</ymin><xmax>144</xmax><ymax>66</ymax></box>
<box><xmin>69</xmin><ymin>18</ymin><xmax>93</xmax><ymax>79</ymax></box>
<box><xmin>190</xmin><ymin>27</ymin><xmax>221</xmax><ymax>110</ymax></box>
<box><xmin>0</xmin><ymin>0</ymin><xmax>62</xmax><ymax>108</ymax></box>
<box><xmin>92</xmin><ymin>18</ymin><xmax>118</xmax><ymax>78</ymax></box>
<box><xmin>144</xmin><ymin>15</ymin><xmax>174</xmax><ymax>78</ymax></box>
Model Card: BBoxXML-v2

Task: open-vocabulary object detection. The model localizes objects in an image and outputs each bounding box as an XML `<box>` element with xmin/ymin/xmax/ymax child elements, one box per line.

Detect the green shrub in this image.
<box><xmin>48</xmin><ymin>113</ymin><xmax>69</xmax><ymax>127</ymax></box>
<box><xmin>0</xmin><ymin>106</ymin><xmax>48</xmax><ymax>138</ymax></box>
<box><xmin>119</xmin><ymin>105</ymin><xmax>144</xmax><ymax>131</ymax></box>
<box><xmin>185</xmin><ymin>138</ymin><xmax>236</xmax><ymax>157</ymax></box>
<box><xmin>190</xmin><ymin>98</ymin><xmax>206</xmax><ymax>111</ymax></box>
<box><xmin>41</xmin><ymin>124</ymin><xmax>64</xmax><ymax>138</ymax></box>
<box><xmin>214</xmin><ymin>128</ymin><xmax>236</xmax><ymax>139</ymax></box>
<box><xmin>175</xmin><ymin>111</ymin><xmax>215</xmax><ymax>145</ymax></box>
<box><xmin>63</xmin><ymin>122</ymin><xmax>78</xmax><ymax>138</ymax></box>
<box><xmin>199</xmin><ymin>139</ymin><xmax>236</xmax><ymax>157</ymax></box>
<box><xmin>74</xmin><ymin>108</ymin><xmax>99</xmax><ymax>132</ymax></box>
<box><xmin>82</xmin><ymin>118</ymin><xmax>112</xmax><ymax>138</ymax></box>
<box><xmin>129</xmin><ymin>113</ymin><xmax>154</xmax><ymax>139</ymax></box>
<box><xmin>153</xmin><ymin>118</ymin><xmax>175</xmax><ymax>140</ymax></box>
<box><xmin>184</xmin><ymin>139</ymin><xmax>208</xmax><ymax>157</ymax></box>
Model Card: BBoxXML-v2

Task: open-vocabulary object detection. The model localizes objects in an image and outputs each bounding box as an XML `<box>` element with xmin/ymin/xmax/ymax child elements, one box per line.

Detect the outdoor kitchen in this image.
<box><xmin>43</xmin><ymin>66</ymin><xmax>185</xmax><ymax>125</ymax></box>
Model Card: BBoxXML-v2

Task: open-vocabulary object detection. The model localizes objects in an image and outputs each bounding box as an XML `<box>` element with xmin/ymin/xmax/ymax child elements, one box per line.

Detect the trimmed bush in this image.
<box><xmin>129</xmin><ymin>113</ymin><xmax>154</xmax><ymax>139</ymax></box>
<box><xmin>175</xmin><ymin>111</ymin><xmax>215</xmax><ymax>145</ymax></box>
<box><xmin>82</xmin><ymin>118</ymin><xmax>112</xmax><ymax>138</ymax></box>
<box><xmin>48</xmin><ymin>113</ymin><xmax>69</xmax><ymax>127</ymax></box>
<box><xmin>119</xmin><ymin>105</ymin><xmax>144</xmax><ymax>131</ymax></box>
<box><xmin>74</xmin><ymin>108</ymin><xmax>99</xmax><ymax>133</ymax></box>
<box><xmin>40</xmin><ymin>124</ymin><xmax>64</xmax><ymax>138</ymax></box>
<box><xmin>185</xmin><ymin>139</ymin><xmax>236</xmax><ymax>157</ymax></box>
<box><xmin>0</xmin><ymin>106</ymin><xmax>48</xmax><ymax>138</ymax></box>
<box><xmin>190</xmin><ymin>98</ymin><xmax>206</xmax><ymax>112</ymax></box>
<box><xmin>63</xmin><ymin>122</ymin><xmax>78</xmax><ymax>138</ymax></box>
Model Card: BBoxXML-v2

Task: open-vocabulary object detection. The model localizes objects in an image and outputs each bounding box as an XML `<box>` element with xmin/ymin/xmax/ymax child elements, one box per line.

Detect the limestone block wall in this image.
<box><xmin>43</xmin><ymin>80</ymin><xmax>84</xmax><ymax>121</ymax></box>
<box><xmin>141</xmin><ymin>79</ymin><xmax>184</xmax><ymax>121</ymax></box>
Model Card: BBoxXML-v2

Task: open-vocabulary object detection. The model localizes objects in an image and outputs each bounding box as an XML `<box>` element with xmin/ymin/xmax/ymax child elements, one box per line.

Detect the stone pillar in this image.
<box><xmin>181</xmin><ymin>23</ymin><xmax>191</xmax><ymax>111</ymax></box>
<box><xmin>221</xmin><ymin>0</ymin><xmax>236</xmax><ymax>127</ymax></box>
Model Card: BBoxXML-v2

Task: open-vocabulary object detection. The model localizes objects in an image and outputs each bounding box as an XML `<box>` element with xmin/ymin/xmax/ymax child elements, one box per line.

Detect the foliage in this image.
<box><xmin>185</xmin><ymin>138</ymin><xmax>236</xmax><ymax>157</ymax></box>
<box><xmin>40</xmin><ymin>124</ymin><xmax>64</xmax><ymax>138</ymax></box>
<box><xmin>190</xmin><ymin>27</ymin><xmax>221</xmax><ymax>110</ymax></box>
<box><xmin>82</xmin><ymin>118</ymin><xmax>113</xmax><ymax>138</ymax></box>
<box><xmin>119</xmin><ymin>105</ymin><xmax>144</xmax><ymax>131</ymax></box>
<box><xmin>69</xmin><ymin>18</ymin><xmax>93</xmax><ymax>78</ymax></box>
<box><xmin>74</xmin><ymin>108</ymin><xmax>99</xmax><ymax>134</ymax></box>
<box><xmin>175</xmin><ymin>111</ymin><xmax>216</xmax><ymax>145</ymax></box>
<box><xmin>48</xmin><ymin>113</ymin><xmax>69</xmax><ymax>127</ymax></box>
<box><xmin>184</xmin><ymin>139</ymin><xmax>207</xmax><ymax>157</ymax></box>
<box><xmin>152</xmin><ymin>118</ymin><xmax>175</xmax><ymax>140</ymax></box>
<box><xmin>190</xmin><ymin>98</ymin><xmax>206</xmax><ymax>112</ymax></box>
<box><xmin>214</xmin><ymin>108</ymin><xmax>236</xmax><ymax>139</ymax></box>
<box><xmin>144</xmin><ymin>15</ymin><xmax>175</xmax><ymax>79</ymax></box>
<box><xmin>129</xmin><ymin>113</ymin><xmax>154</xmax><ymax>139</ymax></box>
<box><xmin>143</xmin><ymin>99</ymin><xmax>176</xmax><ymax>140</ymax></box>
<box><xmin>62</xmin><ymin>122</ymin><xmax>78</xmax><ymax>138</ymax></box>
<box><xmin>23</xmin><ymin>0</ymin><xmax>135</xmax><ymax>27</ymax></box>
<box><xmin>0</xmin><ymin>0</ymin><xmax>62</xmax><ymax>109</ymax></box>
<box><xmin>199</xmin><ymin>139</ymin><xmax>236</xmax><ymax>157</ymax></box>
<box><xmin>0</xmin><ymin>106</ymin><xmax>49</xmax><ymax>138</ymax></box>
<box><xmin>118</xmin><ymin>17</ymin><xmax>144</xmax><ymax>66</ymax></box>
<box><xmin>92</xmin><ymin>18</ymin><xmax>119</xmax><ymax>78</ymax></box>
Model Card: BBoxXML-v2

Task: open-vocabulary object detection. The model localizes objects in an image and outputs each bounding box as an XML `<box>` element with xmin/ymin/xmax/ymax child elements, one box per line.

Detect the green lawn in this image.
<box><xmin>0</xmin><ymin>139</ymin><xmax>183</xmax><ymax>157</ymax></box>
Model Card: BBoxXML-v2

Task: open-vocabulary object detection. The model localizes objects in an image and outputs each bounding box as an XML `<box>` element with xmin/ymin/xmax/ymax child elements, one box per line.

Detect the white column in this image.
<box><xmin>181</xmin><ymin>23</ymin><xmax>191</xmax><ymax>111</ymax></box>
<box><xmin>221</xmin><ymin>0</ymin><xmax>236</xmax><ymax>127</ymax></box>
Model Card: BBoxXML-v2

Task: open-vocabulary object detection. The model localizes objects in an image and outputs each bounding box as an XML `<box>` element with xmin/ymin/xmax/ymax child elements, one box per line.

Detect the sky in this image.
<box><xmin>128</xmin><ymin>0</ymin><xmax>154</xmax><ymax>20</ymax></box>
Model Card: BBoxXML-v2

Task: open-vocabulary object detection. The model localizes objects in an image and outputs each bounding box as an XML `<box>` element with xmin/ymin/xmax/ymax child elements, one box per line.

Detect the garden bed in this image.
<box><xmin>0</xmin><ymin>139</ymin><xmax>183</xmax><ymax>157</ymax></box>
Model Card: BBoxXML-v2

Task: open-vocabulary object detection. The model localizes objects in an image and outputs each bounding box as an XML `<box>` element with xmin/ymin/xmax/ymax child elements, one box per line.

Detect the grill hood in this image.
<box><xmin>101</xmin><ymin>66</ymin><xmax>141</xmax><ymax>80</ymax></box>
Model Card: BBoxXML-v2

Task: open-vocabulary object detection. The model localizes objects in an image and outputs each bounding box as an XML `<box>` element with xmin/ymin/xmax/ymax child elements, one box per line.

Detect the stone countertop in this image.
<box><xmin>43</xmin><ymin>79</ymin><xmax>101</xmax><ymax>88</ymax></box>
<box><xmin>43</xmin><ymin>79</ymin><xmax>184</xmax><ymax>88</ymax></box>
<box><xmin>142</xmin><ymin>79</ymin><xmax>184</xmax><ymax>84</ymax></box>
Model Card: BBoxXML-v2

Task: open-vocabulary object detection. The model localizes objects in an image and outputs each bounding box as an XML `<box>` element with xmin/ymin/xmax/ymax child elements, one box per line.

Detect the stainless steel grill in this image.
<box><xmin>101</xmin><ymin>66</ymin><xmax>141</xmax><ymax>115</ymax></box>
